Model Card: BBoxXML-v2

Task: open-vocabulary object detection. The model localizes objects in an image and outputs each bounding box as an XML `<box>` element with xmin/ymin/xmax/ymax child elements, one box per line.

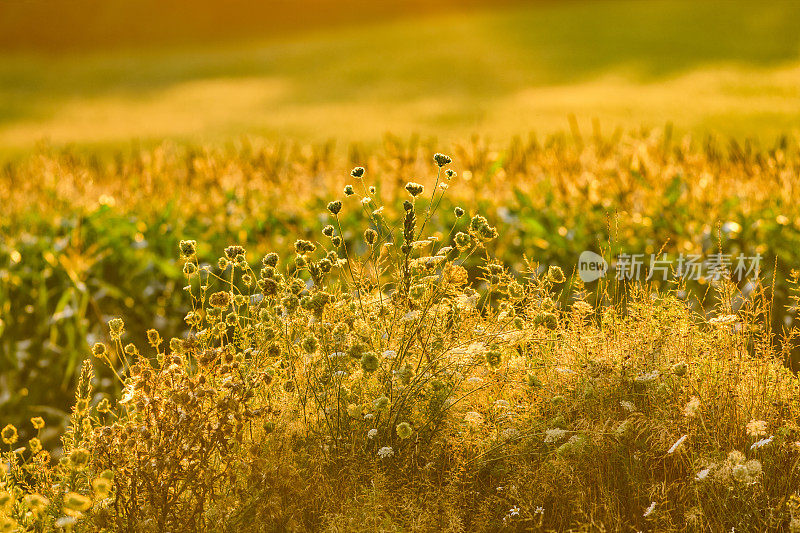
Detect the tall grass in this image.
<box><xmin>1</xmin><ymin>152</ymin><xmax>800</xmax><ymax>531</ymax></box>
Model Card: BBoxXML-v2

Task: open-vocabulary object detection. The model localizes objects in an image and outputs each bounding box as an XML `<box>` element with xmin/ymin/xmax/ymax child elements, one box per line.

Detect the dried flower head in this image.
<box><xmin>433</xmin><ymin>153</ymin><xmax>452</xmax><ymax>167</ymax></box>
<box><xmin>405</xmin><ymin>182</ymin><xmax>425</xmax><ymax>197</ymax></box>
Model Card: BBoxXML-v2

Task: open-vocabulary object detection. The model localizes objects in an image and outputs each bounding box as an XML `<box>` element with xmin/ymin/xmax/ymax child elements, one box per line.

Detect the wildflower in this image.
<box><xmin>751</xmin><ymin>435</ymin><xmax>773</xmax><ymax>450</ymax></box>
<box><xmin>746</xmin><ymin>419</ymin><xmax>768</xmax><ymax>438</ymax></box>
<box><xmin>732</xmin><ymin>464</ymin><xmax>749</xmax><ymax>483</ymax></box>
<box><xmin>668</xmin><ymin>434</ymin><xmax>688</xmax><ymax>454</ymax></box>
<box><xmin>351</xmin><ymin>166</ymin><xmax>365</xmax><ymax>178</ymax></box>
<box><xmin>360</xmin><ymin>352</ymin><xmax>380</xmax><ymax>373</ymax></box>
<box><xmin>209</xmin><ymin>291</ymin><xmax>232</xmax><ymax>308</ymax></box>
<box><xmin>31</xmin><ymin>416</ymin><xmax>45</xmax><ymax>430</ymax></box>
<box><xmin>620</xmin><ymin>400</ymin><xmax>636</xmax><ymax>412</ymax></box>
<box><xmin>544</xmin><ymin>428</ymin><xmax>569</xmax><ymax>443</ymax></box>
<box><xmin>108</xmin><ymin>317</ymin><xmax>125</xmax><ymax>339</ymax></box>
<box><xmin>0</xmin><ymin>491</ymin><xmax>13</xmax><ymax>512</ymax></box>
<box><xmin>179</xmin><ymin>240</ymin><xmax>197</xmax><ymax>258</ymax></box>
<box><xmin>262</xmin><ymin>252</ymin><xmax>279</xmax><ymax>267</ymax></box>
<box><xmin>684</xmin><ymin>396</ymin><xmax>701</xmax><ymax>418</ymax></box>
<box><xmin>524</xmin><ymin>373</ymin><xmax>542</xmax><ymax>388</ymax></box>
<box><xmin>327</xmin><ymin>200</ymin><xmax>342</xmax><ymax>215</ymax></box>
<box><xmin>382</xmin><ymin>350</ymin><xmax>397</xmax><ymax>360</ymax></box>
<box><xmin>344</xmin><ymin>184</ymin><xmax>355</xmax><ymax>196</ymax></box>
<box><xmin>29</xmin><ymin>437</ymin><xmax>42</xmax><ymax>453</ymax></box>
<box><xmin>364</xmin><ymin>228</ymin><xmax>378</xmax><ymax>245</ymax></box>
<box><xmin>745</xmin><ymin>459</ymin><xmax>762</xmax><ymax>478</ymax></box>
<box><xmin>643</xmin><ymin>501</ymin><xmax>656</xmax><ymax>518</ymax></box>
<box><xmin>445</xmin><ymin>169</ymin><xmax>456</xmax><ymax>179</ymax></box>
<box><xmin>396</xmin><ymin>422</ymin><xmax>413</xmax><ymax>439</ymax></box>
<box><xmin>368</xmin><ymin>428</ymin><xmax>378</xmax><ymax>439</ymax></box>
<box><xmin>322</xmin><ymin>225</ymin><xmax>335</xmax><ymax>237</ymax></box>
<box><xmin>405</xmin><ymin>182</ymin><xmax>424</xmax><ymax>197</ymax></box>
<box><xmin>93</xmin><ymin>476</ymin><xmax>113</xmax><ymax>499</ymax></box>
<box><xmin>63</xmin><ymin>491</ymin><xmax>92</xmax><ymax>512</ymax></box>
<box><xmin>24</xmin><ymin>494</ymin><xmax>49</xmax><ymax>515</ymax></box>
<box><xmin>347</xmin><ymin>404</ymin><xmax>362</xmax><ymax>419</ymax></box>
<box><xmin>464</xmin><ymin>411</ymin><xmax>484</xmax><ymax>426</ymax></box>
<box><xmin>91</xmin><ymin>342</ymin><xmax>107</xmax><ymax>357</ymax></box>
<box><xmin>373</xmin><ymin>396</ymin><xmax>390</xmax><ymax>410</ymax></box>
<box><xmin>146</xmin><ymin>328</ymin><xmax>161</xmax><ymax>347</ymax></box>
<box><xmin>433</xmin><ymin>153</ymin><xmax>452</xmax><ymax>167</ymax></box>
<box><xmin>360</xmin><ymin>196</ymin><xmax>371</xmax><ymax>206</ymax></box>
<box><xmin>485</xmin><ymin>349</ymin><xmax>502</xmax><ymax>368</ymax></box>
<box><xmin>727</xmin><ymin>450</ymin><xmax>746</xmax><ymax>465</ymax></box>
<box><xmin>224</xmin><ymin>245</ymin><xmax>245</xmax><ymax>261</ymax></box>
<box><xmin>547</xmin><ymin>265</ymin><xmax>566</xmax><ymax>283</ymax></box>
<box><xmin>454</xmin><ymin>207</ymin><xmax>464</xmax><ymax>217</ymax></box>
<box><xmin>69</xmin><ymin>447</ymin><xmax>90</xmax><ymax>470</ymax></box>
<box><xmin>377</xmin><ymin>446</ymin><xmax>394</xmax><ymax>459</ymax></box>
<box><xmin>1</xmin><ymin>424</ymin><xmax>17</xmax><ymax>445</ymax></box>
<box><xmin>695</xmin><ymin>467</ymin><xmax>712</xmax><ymax>481</ymax></box>
<box><xmin>672</xmin><ymin>361</ymin><xmax>688</xmax><ymax>376</ymax></box>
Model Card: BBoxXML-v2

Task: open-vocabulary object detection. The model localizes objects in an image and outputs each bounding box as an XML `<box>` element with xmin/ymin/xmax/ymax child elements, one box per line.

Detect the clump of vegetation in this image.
<box><xmin>2</xmin><ymin>154</ymin><xmax>800</xmax><ymax>531</ymax></box>
<box><xmin>4</xmin><ymin>132</ymin><xmax>800</xmax><ymax>438</ymax></box>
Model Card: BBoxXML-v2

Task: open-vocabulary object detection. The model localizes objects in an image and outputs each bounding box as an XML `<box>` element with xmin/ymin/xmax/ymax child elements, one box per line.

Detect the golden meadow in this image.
<box><xmin>1</xmin><ymin>132</ymin><xmax>800</xmax><ymax>530</ymax></box>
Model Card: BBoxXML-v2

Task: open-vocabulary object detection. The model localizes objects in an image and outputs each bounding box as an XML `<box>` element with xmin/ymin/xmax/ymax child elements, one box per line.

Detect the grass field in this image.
<box><xmin>2</xmin><ymin>0</ymin><xmax>800</xmax><ymax>155</ymax></box>
<box><xmin>5</xmin><ymin>1</ymin><xmax>800</xmax><ymax>531</ymax></box>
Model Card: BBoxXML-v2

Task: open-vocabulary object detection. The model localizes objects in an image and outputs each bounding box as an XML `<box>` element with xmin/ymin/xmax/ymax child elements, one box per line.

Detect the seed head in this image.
<box><xmin>328</xmin><ymin>200</ymin><xmax>342</xmax><ymax>215</ymax></box>
<box><xmin>344</xmin><ymin>184</ymin><xmax>355</xmax><ymax>196</ymax></box>
<box><xmin>69</xmin><ymin>447</ymin><xmax>90</xmax><ymax>470</ymax></box>
<box><xmin>224</xmin><ymin>245</ymin><xmax>245</xmax><ymax>261</ymax></box>
<box><xmin>1</xmin><ymin>424</ymin><xmax>17</xmax><ymax>445</ymax></box>
<box><xmin>322</xmin><ymin>225</ymin><xmax>335</xmax><ymax>237</ymax></box>
<box><xmin>31</xmin><ymin>417</ymin><xmax>45</xmax><ymax>430</ymax></box>
<box><xmin>433</xmin><ymin>153</ymin><xmax>452</xmax><ymax>167</ymax></box>
<box><xmin>92</xmin><ymin>342</ymin><xmax>107</xmax><ymax>357</ymax></box>
<box><xmin>262</xmin><ymin>253</ymin><xmax>279</xmax><ymax>267</ymax></box>
<box><xmin>63</xmin><ymin>492</ymin><xmax>92</xmax><ymax>512</ymax></box>
<box><xmin>454</xmin><ymin>207</ymin><xmax>465</xmax><ymax>217</ymax></box>
<box><xmin>146</xmin><ymin>329</ymin><xmax>161</xmax><ymax>347</ymax></box>
<box><xmin>445</xmin><ymin>169</ymin><xmax>457</xmax><ymax>179</ymax></box>
<box><xmin>547</xmin><ymin>265</ymin><xmax>566</xmax><ymax>284</ymax></box>
<box><xmin>454</xmin><ymin>232</ymin><xmax>472</xmax><ymax>251</ymax></box>
<box><xmin>396</xmin><ymin>422</ymin><xmax>413</xmax><ymax>439</ymax></box>
<box><xmin>360</xmin><ymin>352</ymin><xmax>380</xmax><ymax>373</ymax></box>
<box><xmin>179</xmin><ymin>240</ymin><xmax>197</xmax><ymax>258</ymax></box>
<box><xmin>405</xmin><ymin>182</ymin><xmax>424</xmax><ymax>197</ymax></box>
<box><xmin>108</xmin><ymin>318</ymin><xmax>125</xmax><ymax>339</ymax></box>
<box><xmin>209</xmin><ymin>291</ymin><xmax>232</xmax><ymax>308</ymax></box>
<box><xmin>364</xmin><ymin>228</ymin><xmax>378</xmax><ymax>245</ymax></box>
<box><xmin>351</xmin><ymin>166</ymin><xmax>365</xmax><ymax>178</ymax></box>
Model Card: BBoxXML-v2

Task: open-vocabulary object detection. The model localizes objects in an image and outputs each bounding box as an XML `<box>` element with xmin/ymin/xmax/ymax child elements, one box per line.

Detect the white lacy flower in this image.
<box><xmin>544</xmin><ymin>428</ymin><xmax>568</xmax><ymax>443</ymax></box>
<box><xmin>620</xmin><ymin>400</ymin><xmax>636</xmax><ymax>412</ymax></box>
<box><xmin>377</xmin><ymin>446</ymin><xmax>394</xmax><ymax>459</ymax></box>
<box><xmin>643</xmin><ymin>501</ymin><xmax>656</xmax><ymax>518</ymax></box>
<box><xmin>368</xmin><ymin>429</ymin><xmax>378</xmax><ymax>439</ymax></box>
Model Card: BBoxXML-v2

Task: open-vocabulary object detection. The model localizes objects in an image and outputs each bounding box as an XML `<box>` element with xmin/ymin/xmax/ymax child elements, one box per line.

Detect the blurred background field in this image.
<box><xmin>1</xmin><ymin>0</ymin><xmax>800</xmax><ymax>155</ymax></box>
<box><xmin>2</xmin><ymin>0</ymin><xmax>800</xmax><ymax>446</ymax></box>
